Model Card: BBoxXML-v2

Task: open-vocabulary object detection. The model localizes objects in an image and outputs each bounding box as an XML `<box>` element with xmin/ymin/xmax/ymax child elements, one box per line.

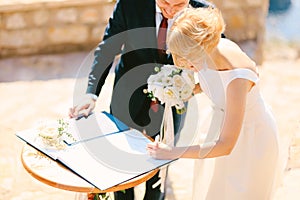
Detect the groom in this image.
<box><xmin>69</xmin><ymin>0</ymin><xmax>214</xmax><ymax>199</ymax></box>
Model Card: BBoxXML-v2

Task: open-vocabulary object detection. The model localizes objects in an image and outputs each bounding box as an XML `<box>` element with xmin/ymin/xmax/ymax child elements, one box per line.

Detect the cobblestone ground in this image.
<box><xmin>0</xmin><ymin>49</ymin><xmax>299</xmax><ymax>199</ymax></box>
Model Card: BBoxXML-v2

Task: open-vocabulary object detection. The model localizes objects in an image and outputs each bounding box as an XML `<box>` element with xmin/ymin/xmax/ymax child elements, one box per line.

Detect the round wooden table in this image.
<box><xmin>21</xmin><ymin>145</ymin><xmax>158</xmax><ymax>194</ymax></box>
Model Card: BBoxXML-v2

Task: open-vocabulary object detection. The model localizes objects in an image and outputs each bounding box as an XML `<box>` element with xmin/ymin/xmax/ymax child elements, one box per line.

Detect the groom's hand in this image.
<box><xmin>69</xmin><ymin>94</ymin><xmax>96</xmax><ymax>119</ymax></box>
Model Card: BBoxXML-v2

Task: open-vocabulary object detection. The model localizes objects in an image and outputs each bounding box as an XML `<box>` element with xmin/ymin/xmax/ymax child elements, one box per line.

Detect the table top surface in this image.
<box><xmin>21</xmin><ymin>145</ymin><xmax>158</xmax><ymax>193</ymax></box>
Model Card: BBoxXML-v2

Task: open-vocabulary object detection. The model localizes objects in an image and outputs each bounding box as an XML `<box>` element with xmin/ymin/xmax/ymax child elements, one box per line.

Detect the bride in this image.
<box><xmin>147</xmin><ymin>7</ymin><xmax>280</xmax><ymax>200</ymax></box>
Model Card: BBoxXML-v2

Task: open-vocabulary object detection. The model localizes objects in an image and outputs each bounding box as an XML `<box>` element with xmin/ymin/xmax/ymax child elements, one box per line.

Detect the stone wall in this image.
<box><xmin>213</xmin><ymin>0</ymin><xmax>269</xmax><ymax>64</ymax></box>
<box><xmin>0</xmin><ymin>0</ymin><xmax>269</xmax><ymax>64</ymax></box>
<box><xmin>0</xmin><ymin>0</ymin><xmax>114</xmax><ymax>58</ymax></box>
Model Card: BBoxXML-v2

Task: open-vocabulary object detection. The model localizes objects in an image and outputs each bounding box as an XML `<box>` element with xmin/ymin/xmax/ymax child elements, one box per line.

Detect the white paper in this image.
<box><xmin>57</xmin><ymin>142</ymin><xmax>139</xmax><ymax>190</ymax></box>
<box><xmin>65</xmin><ymin>112</ymin><xmax>120</xmax><ymax>144</ymax></box>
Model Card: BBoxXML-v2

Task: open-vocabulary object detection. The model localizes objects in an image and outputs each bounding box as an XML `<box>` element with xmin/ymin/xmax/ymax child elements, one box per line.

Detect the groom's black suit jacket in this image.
<box><xmin>87</xmin><ymin>0</ymin><xmax>212</xmax><ymax>135</ymax></box>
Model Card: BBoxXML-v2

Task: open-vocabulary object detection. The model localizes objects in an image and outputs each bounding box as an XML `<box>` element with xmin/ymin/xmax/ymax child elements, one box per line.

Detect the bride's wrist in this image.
<box><xmin>172</xmin><ymin>147</ymin><xmax>185</xmax><ymax>159</ymax></box>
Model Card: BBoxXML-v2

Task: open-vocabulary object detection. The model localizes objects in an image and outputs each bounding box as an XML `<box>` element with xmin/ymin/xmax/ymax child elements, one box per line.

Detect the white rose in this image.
<box><xmin>153</xmin><ymin>86</ymin><xmax>165</xmax><ymax>102</ymax></box>
<box><xmin>162</xmin><ymin>76</ymin><xmax>173</xmax><ymax>86</ymax></box>
<box><xmin>181</xmin><ymin>70</ymin><xmax>195</xmax><ymax>89</ymax></box>
<box><xmin>180</xmin><ymin>84</ymin><xmax>194</xmax><ymax>100</ymax></box>
<box><xmin>147</xmin><ymin>83</ymin><xmax>156</xmax><ymax>93</ymax></box>
<box><xmin>147</xmin><ymin>75</ymin><xmax>157</xmax><ymax>83</ymax></box>
<box><xmin>163</xmin><ymin>87</ymin><xmax>180</xmax><ymax>106</ymax></box>
<box><xmin>164</xmin><ymin>87</ymin><xmax>178</xmax><ymax>99</ymax></box>
<box><xmin>173</xmin><ymin>75</ymin><xmax>185</xmax><ymax>88</ymax></box>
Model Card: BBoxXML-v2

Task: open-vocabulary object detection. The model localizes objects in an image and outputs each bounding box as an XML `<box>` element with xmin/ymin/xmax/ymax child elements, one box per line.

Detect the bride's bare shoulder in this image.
<box><xmin>218</xmin><ymin>38</ymin><xmax>257</xmax><ymax>72</ymax></box>
<box><xmin>218</xmin><ymin>38</ymin><xmax>249</xmax><ymax>57</ymax></box>
<box><xmin>219</xmin><ymin>38</ymin><xmax>240</xmax><ymax>49</ymax></box>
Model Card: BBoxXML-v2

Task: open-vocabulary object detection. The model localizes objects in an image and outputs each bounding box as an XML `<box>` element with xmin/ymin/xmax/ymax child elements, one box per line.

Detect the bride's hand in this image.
<box><xmin>147</xmin><ymin>142</ymin><xmax>178</xmax><ymax>160</ymax></box>
<box><xmin>193</xmin><ymin>83</ymin><xmax>201</xmax><ymax>95</ymax></box>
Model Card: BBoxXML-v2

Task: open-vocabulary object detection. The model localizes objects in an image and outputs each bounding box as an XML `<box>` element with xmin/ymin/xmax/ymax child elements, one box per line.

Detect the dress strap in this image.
<box><xmin>225</xmin><ymin>68</ymin><xmax>259</xmax><ymax>86</ymax></box>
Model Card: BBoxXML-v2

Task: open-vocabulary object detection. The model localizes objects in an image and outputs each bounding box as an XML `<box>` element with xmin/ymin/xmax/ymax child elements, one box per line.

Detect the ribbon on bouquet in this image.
<box><xmin>160</xmin><ymin>103</ymin><xmax>175</xmax><ymax>146</ymax></box>
<box><xmin>153</xmin><ymin>103</ymin><xmax>174</xmax><ymax>192</ymax></box>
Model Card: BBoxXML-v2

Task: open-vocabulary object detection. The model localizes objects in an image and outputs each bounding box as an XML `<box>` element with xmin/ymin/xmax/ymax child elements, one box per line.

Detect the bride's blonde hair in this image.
<box><xmin>167</xmin><ymin>7</ymin><xmax>225</xmax><ymax>67</ymax></box>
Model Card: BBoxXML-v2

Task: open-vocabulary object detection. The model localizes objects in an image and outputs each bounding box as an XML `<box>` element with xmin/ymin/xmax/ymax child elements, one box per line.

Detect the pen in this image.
<box><xmin>155</xmin><ymin>135</ymin><xmax>160</xmax><ymax>147</ymax></box>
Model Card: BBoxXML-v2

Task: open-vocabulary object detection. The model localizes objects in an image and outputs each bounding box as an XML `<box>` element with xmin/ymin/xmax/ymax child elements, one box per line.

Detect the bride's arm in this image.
<box><xmin>147</xmin><ymin>78</ymin><xmax>252</xmax><ymax>160</ymax></box>
<box><xmin>199</xmin><ymin>78</ymin><xmax>251</xmax><ymax>158</ymax></box>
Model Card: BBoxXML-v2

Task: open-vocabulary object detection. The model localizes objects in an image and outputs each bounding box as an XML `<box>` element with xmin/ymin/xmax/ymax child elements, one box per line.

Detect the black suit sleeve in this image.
<box><xmin>86</xmin><ymin>0</ymin><xmax>127</xmax><ymax>95</ymax></box>
<box><xmin>189</xmin><ymin>0</ymin><xmax>214</xmax><ymax>8</ymax></box>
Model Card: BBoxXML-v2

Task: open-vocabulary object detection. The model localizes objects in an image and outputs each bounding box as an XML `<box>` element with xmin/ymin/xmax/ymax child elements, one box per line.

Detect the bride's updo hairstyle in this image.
<box><xmin>167</xmin><ymin>7</ymin><xmax>225</xmax><ymax>67</ymax></box>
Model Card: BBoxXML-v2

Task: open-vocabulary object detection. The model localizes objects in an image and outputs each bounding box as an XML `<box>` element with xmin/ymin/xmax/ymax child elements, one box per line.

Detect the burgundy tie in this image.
<box><xmin>151</xmin><ymin>15</ymin><xmax>168</xmax><ymax>113</ymax></box>
<box><xmin>157</xmin><ymin>15</ymin><xmax>168</xmax><ymax>61</ymax></box>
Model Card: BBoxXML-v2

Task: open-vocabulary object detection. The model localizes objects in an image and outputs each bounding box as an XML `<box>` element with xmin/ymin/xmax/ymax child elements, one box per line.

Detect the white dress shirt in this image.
<box><xmin>155</xmin><ymin>5</ymin><xmax>175</xmax><ymax>36</ymax></box>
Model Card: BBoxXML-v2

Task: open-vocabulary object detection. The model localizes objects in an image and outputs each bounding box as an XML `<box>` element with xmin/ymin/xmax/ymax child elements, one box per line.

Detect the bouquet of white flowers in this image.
<box><xmin>145</xmin><ymin>65</ymin><xmax>195</xmax><ymax>113</ymax></box>
<box><xmin>144</xmin><ymin>65</ymin><xmax>195</xmax><ymax>145</ymax></box>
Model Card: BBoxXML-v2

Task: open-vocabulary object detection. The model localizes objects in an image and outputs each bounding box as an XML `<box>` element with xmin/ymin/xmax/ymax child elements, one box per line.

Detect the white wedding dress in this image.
<box><xmin>192</xmin><ymin>68</ymin><xmax>279</xmax><ymax>200</ymax></box>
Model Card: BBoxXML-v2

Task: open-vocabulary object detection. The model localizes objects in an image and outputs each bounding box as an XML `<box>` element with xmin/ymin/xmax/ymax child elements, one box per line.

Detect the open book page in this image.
<box><xmin>16</xmin><ymin>112</ymin><xmax>121</xmax><ymax>160</ymax></box>
<box><xmin>57</xmin><ymin>129</ymin><xmax>174</xmax><ymax>190</ymax></box>
<box><xmin>64</xmin><ymin>112</ymin><xmax>123</xmax><ymax>144</ymax></box>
